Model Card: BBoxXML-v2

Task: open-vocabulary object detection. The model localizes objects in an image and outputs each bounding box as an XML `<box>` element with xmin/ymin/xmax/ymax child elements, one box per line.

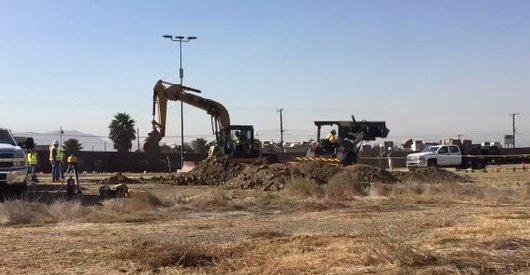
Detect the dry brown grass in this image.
<box><xmin>526</xmin><ymin>181</ymin><xmax>530</xmax><ymax>200</ymax></box>
<box><xmin>0</xmin><ymin>190</ymin><xmax>170</xmax><ymax>225</ymax></box>
<box><xmin>118</xmin><ymin>240</ymin><xmax>236</xmax><ymax>270</ymax></box>
<box><xmin>0</xmin><ymin>170</ymin><xmax>528</xmax><ymax>274</ymax></box>
<box><xmin>284</xmin><ymin>177</ymin><xmax>324</xmax><ymax>197</ymax></box>
<box><xmin>326</xmin><ymin>173</ymin><xmax>370</xmax><ymax>199</ymax></box>
<box><xmin>372</xmin><ymin>181</ymin><xmax>528</xmax><ymax>205</ymax></box>
<box><xmin>0</xmin><ymin>200</ymin><xmax>86</xmax><ymax>224</ymax></box>
<box><xmin>0</xmin><ymin>200</ymin><xmax>51</xmax><ymax>224</ymax></box>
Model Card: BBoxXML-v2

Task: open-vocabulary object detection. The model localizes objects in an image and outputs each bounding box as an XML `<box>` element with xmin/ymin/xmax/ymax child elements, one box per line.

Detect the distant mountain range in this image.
<box><xmin>14</xmin><ymin>130</ymin><xmax>112</xmax><ymax>151</ymax></box>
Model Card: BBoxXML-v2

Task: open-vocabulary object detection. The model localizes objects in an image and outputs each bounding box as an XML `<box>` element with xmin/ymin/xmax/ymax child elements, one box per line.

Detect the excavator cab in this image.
<box><xmin>306</xmin><ymin>116</ymin><xmax>389</xmax><ymax>166</ymax></box>
<box><xmin>228</xmin><ymin>125</ymin><xmax>259</xmax><ymax>157</ymax></box>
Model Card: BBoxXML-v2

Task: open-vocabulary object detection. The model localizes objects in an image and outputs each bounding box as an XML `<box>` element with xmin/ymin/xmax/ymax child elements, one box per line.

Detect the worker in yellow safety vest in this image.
<box><xmin>27</xmin><ymin>149</ymin><xmax>38</xmax><ymax>183</ymax></box>
<box><xmin>327</xmin><ymin>130</ymin><xmax>338</xmax><ymax>144</ymax></box>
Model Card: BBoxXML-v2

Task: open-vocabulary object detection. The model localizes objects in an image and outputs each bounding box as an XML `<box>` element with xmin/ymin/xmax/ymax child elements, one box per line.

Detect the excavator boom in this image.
<box><xmin>143</xmin><ymin>80</ymin><xmax>231</xmax><ymax>154</ymax></box>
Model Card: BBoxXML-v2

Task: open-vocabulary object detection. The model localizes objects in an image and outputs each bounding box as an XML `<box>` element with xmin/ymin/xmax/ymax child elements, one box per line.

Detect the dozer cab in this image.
<box><xmin>143</xmin><ymin>80</ymin><xmax>278</xmax><ymax>163</ymax></box>
<box><xmin>303</xmin><ymin>116</ymin><xmax>389</xmax><ymax>166</ymax></box>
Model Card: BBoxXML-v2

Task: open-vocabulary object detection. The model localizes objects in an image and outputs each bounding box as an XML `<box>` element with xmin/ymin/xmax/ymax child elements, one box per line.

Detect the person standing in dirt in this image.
<box><xmin>49</xmin><ymin>140</ymin><xmax>61</xmax><ymax>182</ymax></box>
<box><xmin>387</xmin><ymin>147</ymin><xmax>394</xmax><ymax>172</ymax></box>
<box><xmin>57</xmin><ymin>146</ymin><xmax>65</xmax><ymax>181</ymax></box>
<box><xmin>27</xmin><ymin>148</ymin><xmax>38</xmax><ymax>184</ymax></box>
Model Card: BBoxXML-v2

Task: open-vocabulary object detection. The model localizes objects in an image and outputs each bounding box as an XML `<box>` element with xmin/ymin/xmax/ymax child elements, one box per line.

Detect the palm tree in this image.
<box><xmin>109</xmin><ymin>113</ymin><xmax>136</xmax><ymax>152</ymax></box>
<box><xmin>63</xmin><ymin>138</ymin><xmax>83</xmax><ymax>156</ymax></box>
<box><xmin>192</xmin><ymin>137</ymin><xmax>209</xmax><ymax>154</ymax></box>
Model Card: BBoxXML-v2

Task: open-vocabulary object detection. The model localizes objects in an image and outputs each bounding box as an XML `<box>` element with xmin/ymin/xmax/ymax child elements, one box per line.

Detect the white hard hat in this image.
<box><xmin>387</xmin><ymin>147</ymin><xmax>393</xmax><ymax>150</ymax></box>
<box><xmin>53</xmin><ymin>140</ymin><xmax>59</xmax><ymax>146</ymax></box>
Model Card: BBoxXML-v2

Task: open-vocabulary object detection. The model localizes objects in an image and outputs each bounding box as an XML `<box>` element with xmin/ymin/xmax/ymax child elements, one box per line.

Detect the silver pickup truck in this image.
<box><xmin>0</xmin><ymin>128</ymin><xmax>28</xmax><ymax>196</ymax></box>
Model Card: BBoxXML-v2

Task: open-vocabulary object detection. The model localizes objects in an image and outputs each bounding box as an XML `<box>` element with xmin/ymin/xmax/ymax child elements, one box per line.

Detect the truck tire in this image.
<box><xmin>427</xmin><ymin>159</ymin><xmax>438</xmax><ymax>168</ymax></box>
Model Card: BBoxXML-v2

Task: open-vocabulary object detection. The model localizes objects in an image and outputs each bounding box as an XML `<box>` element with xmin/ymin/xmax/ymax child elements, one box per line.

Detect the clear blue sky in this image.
<box><xmin>1</xmin><ymin>0</ymin><xmax>529</xmax><ymax>146</ymax></box>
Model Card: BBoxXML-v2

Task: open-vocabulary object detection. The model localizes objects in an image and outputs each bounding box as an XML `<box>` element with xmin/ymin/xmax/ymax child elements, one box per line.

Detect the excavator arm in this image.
<box><xmin>143</xmin><ymin>80</ymin><xmax>231</xmax><ymax>154</ymax></box>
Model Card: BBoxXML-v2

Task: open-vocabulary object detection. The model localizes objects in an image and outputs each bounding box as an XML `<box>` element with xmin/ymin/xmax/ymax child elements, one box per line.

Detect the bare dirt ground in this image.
<box><xmin>0</xmin><ymin>168</ymin><xmax>528</xmax><ymax>274</ymax></box>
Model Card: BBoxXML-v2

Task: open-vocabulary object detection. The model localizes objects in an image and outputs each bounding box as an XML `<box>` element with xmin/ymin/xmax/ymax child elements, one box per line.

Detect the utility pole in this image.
<box><xmin>277</xmin><ymin>108</ymin><xmax>284</xmax><ymax>152</ymax></box>
<box><xmin>510</xmin><ymin>113</ymin><xmax>520</xmax><ymax>148</ymax></box>
<box><xmin>104</xmin><ymin>141</ymin><xmax>107</xmax><ymax>152</ymax></box>
<box><xmin>137</xmin><ymin>127</ymin><xmax>140</xmax><ymax>151</ymax></box>
<box><xmin>163</xmin><ymin>34</ymin><xmax>197</xmax><ymax>169</ymax></box>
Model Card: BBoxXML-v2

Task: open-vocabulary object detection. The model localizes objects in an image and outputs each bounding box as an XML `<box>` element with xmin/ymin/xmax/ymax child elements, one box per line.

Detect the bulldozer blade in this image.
<box><xmin>294</xmin><ymin>157</ymin><xmax>341</xmax><ymax>164</ymax></box>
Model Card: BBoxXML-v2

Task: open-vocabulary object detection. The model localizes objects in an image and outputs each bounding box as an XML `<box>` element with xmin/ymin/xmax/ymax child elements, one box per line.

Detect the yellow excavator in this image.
<box><xmin>143</xmin><ymin>80</ymin><xmax>279</xmax><ymax>163</ymax></box>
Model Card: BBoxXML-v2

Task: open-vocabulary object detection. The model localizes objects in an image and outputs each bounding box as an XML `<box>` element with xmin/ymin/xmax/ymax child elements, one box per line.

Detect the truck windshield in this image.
<box><xmin>422</xmin><ymin>146</ymin><xmax>438</xmax><ymax>152</ymax></box>
<box><xmin>0</xmin><ymin>130</ymin><xmax>16</xmax><ymax>146</ymax></box>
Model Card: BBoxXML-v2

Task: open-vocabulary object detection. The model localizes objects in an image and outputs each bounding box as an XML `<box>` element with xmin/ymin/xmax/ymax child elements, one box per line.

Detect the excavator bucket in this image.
<box><xmin>143</xmin><ymin>128</ymin><xmax>162</xmax><ymax>154</ymax></box>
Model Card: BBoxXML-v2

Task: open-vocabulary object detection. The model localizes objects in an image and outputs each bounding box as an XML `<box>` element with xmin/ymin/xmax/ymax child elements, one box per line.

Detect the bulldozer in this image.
<box><xmin>143</xmin><ymin>80</ymin><xmax>279</xmax><ymax>163</ymax></box>
<box><xmin>298</xmin><ymin>116</ymin><xmax>389</xmax><ymax>166</ymax></box>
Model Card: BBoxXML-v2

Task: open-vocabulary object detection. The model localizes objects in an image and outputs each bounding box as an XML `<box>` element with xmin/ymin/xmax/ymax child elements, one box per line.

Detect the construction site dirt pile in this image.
<box><xmin>327</xmin><ymin>165</ymin><xmax>398</xmax><ymax>198</ymax></box>
<box><xmin>150</xmin><ymin>157</ymin><xmax>244</xmax><ymax>185</ymax></box>
<box><xmin>394</xmin><ymin>167</ymin><xmax>471</xmax><ymax>183</ymax></box>
<box><xmin>101</xmin><ymin>173</ymin><xmax>140</xmax><ymax>185</ymax></box>
<box><xmin>224</xmin><ymin>163</ymin><xmax>303</xmax><ymax>191</ymax></box>
<box><xmin>296</xmin><ymin>162</ymin><xmax>343</xmax><ymax>184</ymax></box>
<box><xmin>332</xmin><ymin>165</ymin><xmax>398</xmax><ymax>185</ymax></box>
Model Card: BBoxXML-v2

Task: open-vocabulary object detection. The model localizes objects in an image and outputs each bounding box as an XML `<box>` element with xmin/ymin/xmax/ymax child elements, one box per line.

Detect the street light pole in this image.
<box><xmin>510</xmin><ymin>112</ymin><xmax>520</xmax><ymax>148</ymax></box>
<box><xmin>163</xmin><ymin>34</ymin><xmax>197</xmax><ymax>170</ymax></box>
<box><xmin>179</xmin><ymin>39</ymin><xmax>184</xmax><ymax>172</ymax></box>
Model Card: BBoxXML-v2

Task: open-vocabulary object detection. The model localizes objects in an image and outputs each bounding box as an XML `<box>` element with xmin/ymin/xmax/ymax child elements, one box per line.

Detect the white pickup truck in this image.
<box><xmin>406</xmin><ymin>145</ymin><xmax>463</xmax><ymax>168</ymax></box>
<box><xmin>406</xmin><ymin>144</ymin><xmax>500</xmax><ymax>169</ymax></box>
<box><xmin>0</xmin><ymin>128</ymin><xmax>28</xmax><ymax>197</ymax></box>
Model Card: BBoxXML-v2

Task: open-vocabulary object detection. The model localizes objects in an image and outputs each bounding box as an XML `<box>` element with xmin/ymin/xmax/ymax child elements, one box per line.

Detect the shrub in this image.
<box><xmin>284</xmin><ymin>177</ymin><xmax>324</xmax><ymax>197</ymax></box>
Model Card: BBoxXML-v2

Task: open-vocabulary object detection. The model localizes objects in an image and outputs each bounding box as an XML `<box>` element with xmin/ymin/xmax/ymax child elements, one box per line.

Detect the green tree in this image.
<box><xmin>62</xmin><ymin>138</ymin><xmax>83</xmax><ymax>156</ymax></box>
<box><xmin>181</xmin><ymin>143</ymin><xmax>194</xmax><ymax>153</ymax></box>
<box><xmin>109</xmin><ymin>113</ymin><xmax>136</xmax><ymax>152</ymax></box>
<box><xmin>191</xmin><ymin>138</ymin><xmax>209</xmax><ymax>154</ymax></box>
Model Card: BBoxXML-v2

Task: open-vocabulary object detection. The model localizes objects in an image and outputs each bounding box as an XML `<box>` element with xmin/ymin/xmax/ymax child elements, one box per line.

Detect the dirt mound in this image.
<box><xmin>327</xmin><ymin>165</ymin><xmax>398</xmax><ymax>198</ymax></box>
<box><xmin>394</xmin><ymin>168</ymin><xmax>471</xmax><ymax>183</ymax></box>
<box><xmin>225</xmin><ymin>164</ymin><xmax>303</xmax><ymax>191</ymax></box>
<box><xmin>296</xmin><ymin>162</ymin><xmax>343</xmax><ymax>184</ymax></box>
<box><xmin>151</xmin><ymin>157</ymin><xmax>244</xmax><ymax>186</ymax></box>
<box><xmin>101</xmin><ymin>173</ymin><xmax>140</xmax><ymax>185</ymax></box>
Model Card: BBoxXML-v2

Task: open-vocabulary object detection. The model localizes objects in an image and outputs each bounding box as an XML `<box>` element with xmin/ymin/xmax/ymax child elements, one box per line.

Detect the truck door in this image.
<box><xmin>448</xmin><ymin>145</ymin><xmax>462</xmax><ymax>166</ymax></box>
<box><xmin>436</xmin><ymin>146</ymin><xmax>450</xmax><ymax>166</ymax></box>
